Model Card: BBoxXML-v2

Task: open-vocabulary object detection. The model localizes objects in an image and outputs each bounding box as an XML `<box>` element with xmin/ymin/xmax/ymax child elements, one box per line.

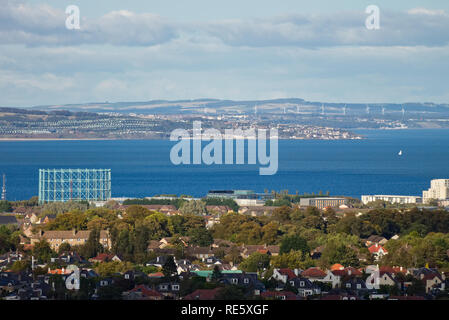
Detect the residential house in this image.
<box><xmin>261</xmin><ymin>291</ymin><xmax>300</xmax><ymax>300</ymax></box>
<box><xmin>271</xmin><ymin>268</ymin><xmax>301</xmax><ymax>284</ymax></box>
<box><xmin>146</xmin><ymin>256</ymin><xmax>171</xmax><ymax>268</ymax></box>
<box><xmin>183</xmin><ymin>288</ymin><xmax>221</xmax><ymax>300</ymax></box>
<box><xmin>122</xmin><ymin>284</ymin><xmax>164</xmax><ymax>300</ymax></box>
<box><xmin>289</xmin><ymin>277</ymin><xmax>321</xmax><ymax>297</ymax></box>
<box><xmin>239</xmin><ymin>244</ymin><xmax>280</xmax><ymax>258</ymax></box>
<box><xmin>365</xmin><ymin>235</ymin><xmax>388</xmax><ymax>247</ymax></box>
<box><xmin>186</xmin><ymin>246</ymin><xmax>215</xmax><ymax>260</ymax></box>
<box><xmin>341</xmin><ymin>277</ymin><xmax>368</xmax><ymax>295</ymax></box>
<box><xmin>238</xmin><ymin>206</ymin><xmax>277</xmax><ymax>217</ymax></box>
<box><xmin>421</xmin><ymin>273</ymin><xmax>445</xmax><ymax>294</ymax></box>
<box><xmin>30</xmin><ymin>230</ymin><xmax>111</xmax><ymax>251</ymax></box>
<box><xmin>301</xmin><ymin>267</ymin><xmax>327</xmax><ymax>282</ymax></box>
<box><xmin>368</xmin><ymin>244</ymin><xmax>388</xmax><ymax>261</ymax></box>
<box><xmin>89</xmin><ymin>253</ymin><xmax>122</xmax><ymax>264</ymax></box>
<box><xmin>156</xmin><ymin>282</ymin><xmax>180</xmax><ymax>299</ymax></box>
<box><xmin>366</xmin><ymin>271</ymin><xmax>399</xmax><ymax>290</ymax></box>
<box><xmin>220</xmin><ymin>272</ymin><xmax>265</xmax><ymax>296</ymax></box>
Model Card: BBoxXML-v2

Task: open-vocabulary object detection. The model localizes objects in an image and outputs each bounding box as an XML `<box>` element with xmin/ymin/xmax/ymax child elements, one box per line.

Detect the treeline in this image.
<box><xmin>123</xmin><ymin>197</ymin><xmax>239</xmax><ymax>212</ymax></box>
<box><xmin>337</xmin><ymin>208</ymin><xmax>449</xmax><ymax>238</ymax></box>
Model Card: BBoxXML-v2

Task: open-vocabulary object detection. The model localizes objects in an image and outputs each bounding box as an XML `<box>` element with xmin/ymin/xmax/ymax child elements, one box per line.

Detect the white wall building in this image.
<box><xmin>361</xmin><ymin>195</ymin><xmax>422</xmax><ymax>205</ymax></box>
<box><xmin>423</xmin><ymin>179</ymin><xmax>449</xmax><ymax>204</ymax></box>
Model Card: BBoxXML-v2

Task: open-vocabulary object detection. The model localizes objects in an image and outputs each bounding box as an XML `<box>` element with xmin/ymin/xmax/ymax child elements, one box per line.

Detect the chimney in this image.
<box><xmin>348</xmin><ymin>269</ymin><xmax>352</xmax><ymax>276</ymax></box>
<box><xmin>39</xmin><ymin>230</ymin><xmax>44</xmax><ymax>237</ymax></box>
<box><xmin>72</xmin><ymin>229</ymin><xmax>77</xmax><ymax>236</ymax></box>
<box><xmin>420</xmin><ymin>273</ymin><xmax>425</xmax><ymax>280</ymax></box>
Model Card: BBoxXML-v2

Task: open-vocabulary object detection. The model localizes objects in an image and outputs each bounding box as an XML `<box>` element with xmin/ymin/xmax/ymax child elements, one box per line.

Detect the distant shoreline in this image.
<box><xmin>0</xmin><ymin>137</ymin><xmax>364</xmax><ymax>142</ymax></box>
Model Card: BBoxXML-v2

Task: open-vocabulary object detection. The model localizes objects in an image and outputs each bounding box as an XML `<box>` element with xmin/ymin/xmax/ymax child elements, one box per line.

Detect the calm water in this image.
<box><xmin>1</xmin><ymin>129</ymin><xmax>449</xmax><ymax>200</ymax></box>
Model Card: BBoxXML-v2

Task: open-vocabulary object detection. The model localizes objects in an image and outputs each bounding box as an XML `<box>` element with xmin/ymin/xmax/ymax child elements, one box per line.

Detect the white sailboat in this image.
<box><xmin>398</xmin><ymin>150</ymin><xmax>403</xmax><ymax>156</ymax></box>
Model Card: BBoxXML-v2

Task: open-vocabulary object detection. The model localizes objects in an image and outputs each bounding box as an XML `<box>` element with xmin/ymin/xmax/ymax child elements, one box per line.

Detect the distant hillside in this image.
<box><xmin>23</xmin><ymin>98</ymin><xmax>449</xmax><ymax>116</ymax></box>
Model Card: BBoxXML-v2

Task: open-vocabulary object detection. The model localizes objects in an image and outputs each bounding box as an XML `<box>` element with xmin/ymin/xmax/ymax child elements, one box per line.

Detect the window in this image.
<box><xmin>231</xmin><ymin>278</ymin><xmax>238</xmax><ymax>284</ymax></box>
<box><xmin>244</xmin><ymin>278</ymin><xmax>249</xmax><ymax>284</ymax></box>
<box><xmin>124</xmin><ymin>274</ymin><xmax>130</xmax><ymax>279</ymax></box>
<box><xmin>172</xmin><ymin>285</ymin><xmax>179</xmax><ymax>291</ymax></box>
<box><xmin>300</xmin><ymin>281</ymin><xmax>305</xmax><ymax>287</ymax></box>
<box><xmin>357</xmin><ymin>284</ymin><xmax>361</xmax><ymax>289</ymax></box>
<box><xmin>346</xmin><ymin>283</ymin><xmax>351</xmax><ymax>288</ymax></box>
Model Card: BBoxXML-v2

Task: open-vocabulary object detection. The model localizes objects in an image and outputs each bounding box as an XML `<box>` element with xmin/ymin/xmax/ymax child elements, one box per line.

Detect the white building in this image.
<box><xmin>361</xmin><ymin>195</ymin><xmax>422</xmax><ymax>205</ymax></box>
<box><xmin>423</xmin><ymin>179</ymin><xmax>449</xmax><ymax>204</ymax></box>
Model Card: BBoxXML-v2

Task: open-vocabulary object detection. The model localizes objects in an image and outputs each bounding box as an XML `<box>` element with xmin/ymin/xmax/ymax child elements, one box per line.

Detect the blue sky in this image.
<box><xmin>1</xmin><ymin>0</ymin><xmax>449</xmax><ymax>107</ymax></box>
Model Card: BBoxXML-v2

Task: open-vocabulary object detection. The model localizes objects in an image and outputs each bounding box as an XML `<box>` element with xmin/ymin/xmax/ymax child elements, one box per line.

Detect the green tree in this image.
<box><xmin>211</xmin><ymin>265</ymin><xmax>222</xmax><ymax>282</ymax></box>
<box><xmin>162</xmin><ymin>256</ymin><xmax>177</xmax><ymax>277</ymax></box>
<box><xmin>280</xmin><ymin>235</ymin><xmax>310</xmax><ymax>255</ymax></box>
<box><xmin>58</xmin><ymin>242</ymin><xmax>72</xmax><ymax>254</ymax></box>
<box><xmin>272</xmin><ymin>206</ymin><xmax>292</xmax><ymax>223</ymax></box>
<box><xmin>81</xmin><ymin>228</ymin><xmax>103</xmax><ymax>259</ymax></box>
<box><xmin>189</xmin><ymin>227</ymin><xmax>213</xmax><ymax>247</ymax></box>
<box><xmin>240</xmin><ymin>252</ymin><xmax>271</xmax><ymax>272</ymax></box>
<box><xmin>32</xmin><ymin>239</ymin><xmax>55</xmax><ymax>263</ymax></box>
<box><xmin>0</xmin><ymin>201</ymin><xmax>13</xmax><ymax>212</ymax></box>
<box><xmin>216</xmin><ymin>285</ymin><xmax>246</xmax><ymax>300</ymax></box>
<box><xmin>179</xmin><ymin>200</ymin><xmax>207</xmax><ymax>216</ymax></box>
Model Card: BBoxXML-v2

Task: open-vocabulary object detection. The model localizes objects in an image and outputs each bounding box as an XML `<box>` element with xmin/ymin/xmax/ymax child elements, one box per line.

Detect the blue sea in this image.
<box><xmin>1</xmin><ymin>129</ymin><xmax>449</xmax><ymax>201</ymax></box>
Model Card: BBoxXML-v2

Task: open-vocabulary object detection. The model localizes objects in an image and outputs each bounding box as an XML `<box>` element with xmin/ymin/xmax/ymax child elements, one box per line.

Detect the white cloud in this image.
<box><xmin>1</xmin><ymin>1</ymin><xmax>449</xmax><ymax>48</ymax></box>
<box><xmin>0</xmin><ymin>0</ymin><xmax>178</xmax><ymax>46</ymax></box>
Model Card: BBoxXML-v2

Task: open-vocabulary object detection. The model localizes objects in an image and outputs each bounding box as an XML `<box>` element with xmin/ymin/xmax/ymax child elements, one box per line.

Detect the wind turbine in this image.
<box><xmin>366</xmin><ymin>105</ymin><xmax>370</xmax><ymax>115</ymax></box>
<box><xmin>343</xmin><ymin>104</ymin><xmax>347</xmax><ymax>115</ymax></box>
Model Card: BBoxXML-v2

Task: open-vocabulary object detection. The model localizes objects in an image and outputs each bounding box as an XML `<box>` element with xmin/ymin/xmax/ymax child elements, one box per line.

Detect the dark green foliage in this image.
<box><xmin>280</xmin><ymin>235</ymin><xmax>309</xmax><ymax>255</ymax></box>
<box><xmin>80</xmin><ymin>228</ymin><xmax>103</xmax><ymax>259</ymax></box>
<box><xmin>32</xmin><ymin>240</ymin><xmax>56</xmax><ymax>263</ymax></box>
<box><xmin>203</xmin><ymin>197</ymin><xmax>239</xmax><ymax>212</ymax></box>
<box><xmin>162</xmin><ymin>256</ymin><xmax>177</xmax><ymax>277</ymax></box>
<box><xmin>0</xmin><ymin>201</ymin><xmax>13</xmax><ymax>212</ymax></box>
<box><xmin>123</xmin><ymin>198</ymin><xmax>186</xmax><ymax>209</ymax></box>
<box><xmin>189</xmin><ymin>227</ymin><xmax>213</xmax><ymax>247</ymax></box>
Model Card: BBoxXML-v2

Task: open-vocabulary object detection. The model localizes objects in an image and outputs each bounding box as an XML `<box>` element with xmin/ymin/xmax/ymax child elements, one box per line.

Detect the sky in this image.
<box><xmin>1</xmin><ymin>0</ymin><xmax>449</xmax><ymax>107</ymax></box>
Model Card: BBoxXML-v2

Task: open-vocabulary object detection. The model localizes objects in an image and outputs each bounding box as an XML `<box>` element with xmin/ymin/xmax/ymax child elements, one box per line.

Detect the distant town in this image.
<box><xmin>1</xmin><ymin>171</ymin><xmax>449</xmax><ymax>300</ymax></box>
<box><xmin>3</xmin><ymin>97</ymin><xmax>449</xmax><ymax>140</ymax></box>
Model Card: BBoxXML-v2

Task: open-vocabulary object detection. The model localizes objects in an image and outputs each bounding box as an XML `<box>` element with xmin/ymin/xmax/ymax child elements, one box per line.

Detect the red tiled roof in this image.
<box><xmin>278</xmin><ymin>268</ymin><xmax>297</xmax><ymax>280</ymax></box>
<box><xmin>422</xmin><ymin>273</ymin><xmax>442</xmax><ymax>282</ymax></box>
<box><xmin>302</xmin><ymin>267</ymin><xmax>327</xmax><ymax>278</ymax></box>
<box><xmin>368</xmin><ymin>244</ymin><xmax>388</xmax><ymax>254</ymax></box>
<box><xmin>184</xmin><ymin>288</ymin><xmax>221</xmax><ymax>300</ymax></box>
<box><xmin>330</xmin><ymin>263</ymin><xmax>344</xmax><ymax>271</ymax></box>
<box><xmin>89</xmin><ymin>253</ymin><xmax>114</xmax><ymax>262</ymax></box>
<box><xmin>48</xmin><ymin>269</ymin><xmax>72</xmax><ymax>275</ymax></box>
<box><xmin>129</xmin><ymin>285</ymin><xmax>163</xmax><ymax>298</ymax></box>
<box><xmin>148</xmin><ymin>272</ymin><xmax>164</xmax><ymax>278</ymax></box>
